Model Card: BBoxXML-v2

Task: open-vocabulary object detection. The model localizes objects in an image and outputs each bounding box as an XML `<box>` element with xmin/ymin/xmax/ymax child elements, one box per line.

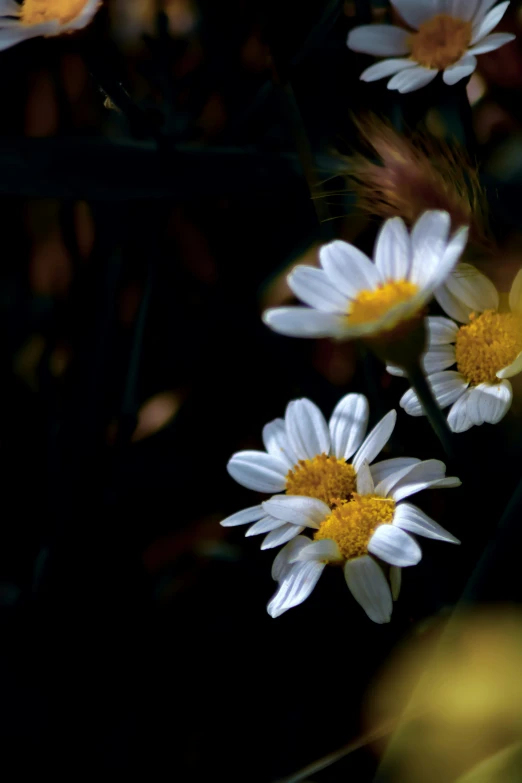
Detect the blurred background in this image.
<box><xmin>3</xmin><ymin>0</ymin><xmax>522</xmax><ymax>779</ymax></box>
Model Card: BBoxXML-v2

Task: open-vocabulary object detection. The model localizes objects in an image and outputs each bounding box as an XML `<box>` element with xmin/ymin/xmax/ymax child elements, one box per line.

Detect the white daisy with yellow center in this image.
<box><xmin>390</xmin><ymin>264</ymin><xmax>522</xmax><ymax>431</ymax></box>
<box><xmin>0</xmin><ymin>0</ymin><xmax>101</xmax><ymax>50</ymax></box>
<box><xmin>222</xmin><ymin>393</ymin><xmax>438</xmax><ymax>549</ymax></box>
<box><xmin>268</xmin><ymin>459</ymin><xmax>460</xmax><ymax>624</ymax></box>
<box><xmin>263</xmin><ymin>211</ymin><xmax>468</xmax><ymax>342</ymax></box>
<box><xmin>347</xmin><ymin>0</ymin><xmax>515</xmax><ymax>94</ymax></box>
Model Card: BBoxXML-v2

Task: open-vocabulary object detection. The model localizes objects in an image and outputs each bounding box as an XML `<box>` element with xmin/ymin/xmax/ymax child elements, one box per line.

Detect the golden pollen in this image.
<box><xmin>285</xmin><ymin>454</ymin><xmax>356</xmax><ymax>507</ymax></box>
<box><xmin>409</xmin><ymin>14</ymin><xmax>472</xmax><ymax>70</ymax></box>
<box><xmin>347</xmin><ymin>280</ymin><xmax>418</xmax><ymax>327</ymax></box>
<box><xmin>455</xmin><ymin>310</ymin><xmax>522</xmax><ymax>386</ymax></box>
<box><xmin>21</xmin><ymin>0</ymin><xmax>91</xmax><ymax>25</ymax></box>
<box><xmin>314</xmin><ymin>493</ymin><xmax>396</xmax><ymax>560</ymax></box>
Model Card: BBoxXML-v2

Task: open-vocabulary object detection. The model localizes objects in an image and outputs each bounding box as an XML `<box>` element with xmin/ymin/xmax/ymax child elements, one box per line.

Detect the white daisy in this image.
<box><xmin>263</xmin><ymin>211</ymin><xmax>468</xmax><ymax>343</ymax></box>
<box><xmin>0</xmin><ymin>0</ymin><xmax>101</xmax><ymax>50</ymax></box>
<box><xmin>347</xmin><ymin>0</ymin><xmax>516</xmax><ymax>93</ymax></box>
<box><xmin>221</xmin><ymin>393</ymin><xmax>436</xmax><ymax>550</ymax></box>
<box><xmin>267</xmin><ymin>460</ymin><xmax>460</xmax><ymax>624</ymax></box>
<box><xmin>391</xmin><ymin>264</ymin><xmax>522</xmax><ymax>431</ymax></box>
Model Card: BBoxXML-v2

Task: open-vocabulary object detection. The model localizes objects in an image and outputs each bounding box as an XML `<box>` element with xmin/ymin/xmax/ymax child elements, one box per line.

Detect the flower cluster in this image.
<box><xmin>216</xmin><ymin>2</ymin><xmax>520</xmax><ymax>624</ymax></box>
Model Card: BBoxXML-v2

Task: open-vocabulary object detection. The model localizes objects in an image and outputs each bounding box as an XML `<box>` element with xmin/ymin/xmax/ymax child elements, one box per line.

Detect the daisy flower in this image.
<box><xmin>268</xmin><ymin>459</ymin><xmax>460</xmax><ymax>624</ymax></box>
<box><xmin>390</xmin><ymin>264</ymin><xmax>522</xmax><ymax>432</ymax></box>
<box><xmin>347</xmin><ymin>0</ymin><xmax>516</xmax><ymax>93</ymax></box>
<box><xmin>0</xmin><ymin>0</ymin><xmax>101</xmax><ymax>50</ymax></box>
<box><xmin>221</xmin><ymin>393</ymin><xmax>446</xmax><ymax>550</ymax></box>
<box><xmin>263</xmin><ymin>211</ymin><xmax>468</xmax><ymax>346</ymax></box>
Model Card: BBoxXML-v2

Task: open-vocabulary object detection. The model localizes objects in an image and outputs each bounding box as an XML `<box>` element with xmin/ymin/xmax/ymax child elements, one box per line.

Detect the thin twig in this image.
<box><xmin>272</xmin><ymin>717</ymin><xmax>398</xmax><ymax>783</ymax></box>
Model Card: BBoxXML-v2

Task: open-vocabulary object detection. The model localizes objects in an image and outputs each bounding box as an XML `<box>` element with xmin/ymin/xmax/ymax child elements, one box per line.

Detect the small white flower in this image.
<box><xmin>263</xmin><ymin>211</ymin><xmax>468</xmax><ymax>342</ymax></box>
<box><xmin>390</xmin><ymin>264</ymin><xmax>522</xmax><ymax>431</ymax></box>
<box><xmin>221</xmin><ymin>393</ymin><xmax>420</xmax><ymax>550</ymax></box>
<box><xmin>347</xmin><ymin>0</ymin><xmax>515</xmax><ymax>93</ymax></box>
<box><xmin>0</xmin><ymin>0</ymin><xmax>101</xmax><ymax>50</ymax></box>
<box><xmin>268</xmin><ymin>460</ymin><xmax>460</xmax><ymax>624</ymax></box>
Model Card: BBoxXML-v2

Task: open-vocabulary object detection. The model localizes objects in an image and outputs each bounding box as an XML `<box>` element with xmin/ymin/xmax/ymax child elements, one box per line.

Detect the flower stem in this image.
<box><xmin>405</xmin><ymin>362</ymin><xmax>454</xmax><ymax>460</ymax></box>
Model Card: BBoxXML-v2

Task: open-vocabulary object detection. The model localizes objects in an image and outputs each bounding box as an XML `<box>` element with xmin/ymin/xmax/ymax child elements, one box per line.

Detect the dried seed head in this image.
<box><xmin>342</xmin><ymin>115</ymin><xmax>492</xmax><ymax>253</ymax></box>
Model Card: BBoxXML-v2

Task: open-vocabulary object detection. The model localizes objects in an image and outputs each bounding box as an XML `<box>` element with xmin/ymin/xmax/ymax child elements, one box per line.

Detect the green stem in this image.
<box><xmin>405</xmin><ymin>362</ymin><xmax>454</xmax><ymax>461</ymax></box>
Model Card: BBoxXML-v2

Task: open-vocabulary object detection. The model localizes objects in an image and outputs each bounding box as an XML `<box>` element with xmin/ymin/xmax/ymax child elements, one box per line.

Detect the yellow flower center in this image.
<box><xmin>285</xmin><ymin>453</ymin><xmax>356</xmax><ymax>507</ymax></box>
<box><xmin>21</xmin><ymin>0</ymin><xmax>91</xmax><ymax>25</ymax></box>
<box><xmin>347</xmin><ymin>280</ymin><xmax>419</xmax><ymax>326</ymax></box>
<box><xmin>314</xmin><ymin>493</ymin><xmax>396</xmax><ymax>560</ymax></box>
<box><xmin>455</xmin><ymin>310</ymin><xmax>522</xmax><ymax>385</ymax></box>
<box><xmin>409</xmin><ymin>14</ymin><xmax>472</xmax><ymax>70</ymax></box>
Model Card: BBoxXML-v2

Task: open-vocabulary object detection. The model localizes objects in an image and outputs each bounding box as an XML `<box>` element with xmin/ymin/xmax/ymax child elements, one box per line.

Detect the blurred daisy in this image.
<box><xmin>0</xmin><ymin>0</ymin><xmax>101</xmax><ymax>50</ymax></box>
<box><xmin>347</xmin><ymin>0</ymin><xmax>515</xmax><ymax>93</ymax></box>
<box><xmin>268</xmin><ymin>460</ymin><xmax>460</xmax><ymax>624</ymax></box>
<box><xmin>391</xmin><ymin>265</ymin><xmax>522</xmax><ymax>431</ymax></box>
<box><xmin>221</xmin><ymin>393</ymin><xmax>428</xmax><ymax>550</ymax></box>
<box><xmin>263</xmin><ymin>211</ymin><xmax>468</xmax><ymax>343</ymax></box>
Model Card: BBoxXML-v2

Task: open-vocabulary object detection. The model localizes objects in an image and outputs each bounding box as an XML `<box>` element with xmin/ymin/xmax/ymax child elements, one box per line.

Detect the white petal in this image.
<box><xmin>261</xmin><ymin>523</ymin><xmax>304</xmax><ymax>550</ymax></box>
<box><xmin>271</xmin><ymin>536</ymin><xmax>311</xmax><ymax>581</ymax></box>
<box><xmin>361</xmin><ymin>58</ymin><xmax>418</xmax><ymax>82</ymax></box>
<box><xmin>353</xmin><ymin>410</ymin><xmax>397</xmax><ymax>472</ymax></box>
<box><xmin>227</xmin><ymin>451</ymin><xmax>287</xmax><ymax>493</ymax></box>
<box><xmin>267</xmin><ymin>560</ymin><xmax>325</xmax><ymax>617</ymax></box>
<box><xmin>63</xmin><ymin>0</ymin><xmax>101</xmax><ymax>30</ymax></box>
<box><xmin>387</xmin><ymin>364</ymin><xmax>406</xmax><ymax>377</ymax></box>
<box><xmin>400</xmin><ymin>371</ymin><xmax>469</xmax><ymax>416</ymax></box>
<box><xmin>468</xmin><ymin>31</ymin><xmax>516</xmax><ymax>54</ymax></box>
<box><xmin>0</xmin><ymin>19</ymin><xmax>59</xmax><ymax>49</ymax></box>
<box><xmin>434</xmin><ymin>284</ymin><xmax>473</xmax><ymax>323</ymax></box>
<box><xmin>471</xmin><ymin>1</ymin><xmax>510</xmax><ymax>44</ymax></box>
<box><xmin>469</xmin><ymin>380</ymin><xmax>512</xmax><ymax>424</ymax></box>
<box><xmin>357</xmin><ymin>460</ymin><xmax>375</xmax><ymax>494</ymax></box>
<box><xmin>443</xmin><ymin>54</ymin><xmax>477</xmax><ymax>85</ymax></box>
<box><xmin>290</xmin><ymin>539</ymin><xmax>342</xmax><ymax>563</ymax></box>
<box><xmin>443</xmin><ymin>263</ymin><xmax>499</xmax><ymax>311</ymax></box>
<box><xmin>498</xmin><ymin>353</ymin><xmax>522</xmax><ymax>380</ymax></box>
<box><xmin>409</xmin><ymin>211</ymin><xmax>451</xmax><ymax>287</ymax></box>
<box><xmin>473</xmin><ymin>0</ymin><xmax>502</xmax><ymax>23</ymax></box>
<box><xmin>245</xmin><ymin>515</ymin><xmax>287</xmax><ymax>536</ymax></box>
<box><xmin>451</xmin><ymin>0</ymin><xmax>481</xmax><ymax>21</ymax></box>
<box><xmin>0</xmin><ymin>0</ymin><xmax>20</xmax><ymax>14</ymax></box>
<box><xmin>344</xmin><ymin>556</ymin><xmax>392</xmax><ymax>624</ymax></box>
<box><xmin>387</xmin><ymin>66</ymin><xmax>438</xmax><ymax>93</ymax></box>
<box><xmin>423</xmin><ymin>344</ymin><xmax>457</xmax><ymax>374</ymax></box>
<box><xmin>426</xmin><ymin>228</ymin><xmax>470</xmax><ymax>292</ymax></box>
<box><xmin>262</xmin><ymin>495</ymin><xmax>330</xmax><ymax>528</ymax></box>
<box><xmin>288</xmin><ymin>266</ymin><xmax>349</xmax><ymax>313</ymax></box>
<box><xmin>392</xmin><ymin>462</ymin><xmax>460</xmax><ymax>502</ymax></box>
<box><xmin>347</xmin><ymin>25</ymin><xmax>411</xmax><ymax>56</ymax></box>
<box><xmin>393</xmin><ymin>502</ymin><xmax>460</xmax><ymax>543</ymax></box>
<box><xmin>426</xmin><ymin>315</ymin><xmax>459</xmax><ymax>345</ymax></box>
<box><xmin>370</xmin><ymin>457</ymin><xmax>421</xmax><ymax>486</ymax></box>
<box><xmin>329</xmin><ymin>393</ymin><xmax>369</xmax><ymax>460</ymax></box>
<box><xmin>389</xmin><ymin>459</ymin><xmax>448</xmax><ymax>502</ymax></box>
<box><xmin>374</xmin><ymin>217</ymin><xmax>411</xmax><ymax>281</ymax></box>
<box><xmin>391</xmin><ymin>0</ymin><xmax>439</xmax><ymax>28</ymax></box>
<box><xmin>220</xmin><ymin>505</ymin><xmax>264</xmax><ymax>527</ymax></box>
<box><xmin>262</xmin><ymin>307</ymin><xmax>348</xmax><ymax>338</ymax></box>
<box><xmin>262</xmin><ymin>418</ymin><xmax>296</xmax><ymax>469</ymax></box>
<box><xmin>368</xmin><ymin>525</ymin><xmax>422</xmax><ymax>567</ymax></box>
<box><xmin>447</xmin><ymin>390</ymin><xmax>475</xmax><ymax>432</ymax></box>
<box><xmin>375</xmin><ymin>461</ymin><xmax>428</xmax><ymax>498</ymax></box>
<box><xmin>320</xmin><ymin>240</ymin><xmax>381</xmax><ymax>297</ymax></box>
<box><xmin>390</xmin><ymin>566</ymin><xmax>401</xmax><ymax>600</ymax></box>
<box><xmin>509</xmin><ymin>269</ymin><xmax>522</xmax><ymax>314</ymax></box>
<box><xmin>285</xmin><ymin>398</ymin><xmax>330</xmax><ymax>460</ymax></box>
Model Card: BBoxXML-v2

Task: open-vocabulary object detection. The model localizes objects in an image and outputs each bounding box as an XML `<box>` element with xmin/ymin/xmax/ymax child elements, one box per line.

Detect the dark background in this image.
<box><xmin>1</xmin><ymin>0</ymin><xmax>522</xmax><ymax>779</ymax></box>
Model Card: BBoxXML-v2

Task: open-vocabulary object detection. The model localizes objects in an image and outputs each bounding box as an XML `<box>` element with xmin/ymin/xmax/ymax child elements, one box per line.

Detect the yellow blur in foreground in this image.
<box><xmin>367</xmin><ymin>609</ymin><xmax>522</xmax><ymax>783</ymax></box>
